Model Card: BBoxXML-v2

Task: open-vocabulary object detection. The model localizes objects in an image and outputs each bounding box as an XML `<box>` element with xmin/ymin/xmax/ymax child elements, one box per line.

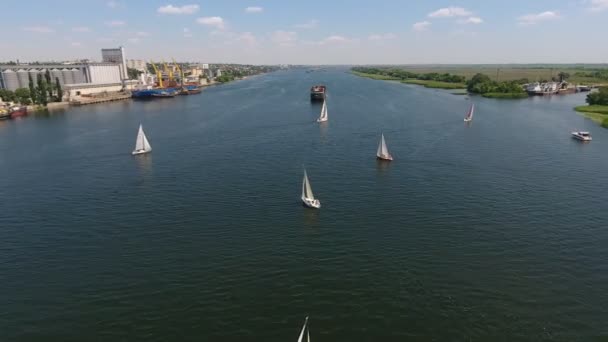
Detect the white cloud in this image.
<box><xmin>319</xmin><ymin>35</ymin><xmax>355</xmax><ymax>45</ymax></box>
<box><xmin>413</xmin><ymin>21</ymin><xmax>431</xmax><ymax>31</ymax></box>
<box><xmin>428</xmin><ymin>7</ymin><xmax>472</xmax><ymax>18</ymax></box>
<box><xmin>517</xmin><ymin>11</ymin><xmax>560</xmax><ymax>25</ymax></box>
<box><xmin>197</xmin><ymin>16</ymin><xmax>225</xmax><ymax>29</ymax></box>
<box><xmin>588</xmin><ymin>0</ymin><xmax>608</xmax><ymax>11</ymax></box>
<box><xmin>271</xmin><ymin>30</ymin><xmax>297</xmax><ymax>46</ymax></box>
<box><xmin>294</xmin><ymin>19</ymin><xmax>319</xmax><ymax>29</ymax></box>
<box><xmin>245</xmin><ymin>6</ymin><xmax>263</xmax><ymax>13</ymax></box>
<box><xmin>135</xmin><ymin>31</ymin><xmax>149</xmax><ymax>37</ymax></box>
<box><xmin>71</xmin><ymin>26</ymin><xmax>91</xmax><ymax>32</ymax></box>
<box><xmin>460</xmin><ymin>16</ymin><xmax>483</xmax><ymax>24</ymax></box>
<box><xmin>368</xmin><ymin>33</ymin><xmax>397</xmax><ymax>41</ymax></box>
<box><xmin>105</xmin><ymin>20</ymin><xmax>126</xmax><ymax>27</ymax></box>
<box><xmin>238</xmin><ymin>32</ymin><xmax>258</xmax><ymax>46</ymax></box>
<box><xmin>157</xmin><ymin>4</ymin><xmax>200</xmax><ymax>15</ymax></box>
<box><xmin>23</xmin><ymin>26</ymin><xmax>54</xmax><ymax>33</ymax></box>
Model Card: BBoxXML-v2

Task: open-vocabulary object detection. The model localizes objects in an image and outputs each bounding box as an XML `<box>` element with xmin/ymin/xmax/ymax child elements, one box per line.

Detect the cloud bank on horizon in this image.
<box><xmin>5</xmin><ymin>0</ymin><xmax>608</xmax><ymax>64</ymax></box>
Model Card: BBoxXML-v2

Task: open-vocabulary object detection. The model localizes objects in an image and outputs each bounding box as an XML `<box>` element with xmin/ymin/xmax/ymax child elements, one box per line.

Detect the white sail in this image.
<box><xmin>297</xmin><ymin>317</ymin><xmax>309</xmax><ymax>342</ymax></box>
<box><xmin>464</xmin><ymin>104</ymin><xmax>474</xmax><ymax>121</ymax></box>
<box><xmin>302</xmin><ymin>171</ymin><xmax>315</xmax><ymax>200</ymax></box>
<box><xmin>133</xmin><ymin>124</ymin><xmax>152</xmax><ymax>154</ymax></box>
<box><xmin>317</xmin><ymin>100</ymin><xmax>328</xmax><ymax>122</ymax></box>
<box><xmin>377</xmin><ymin>134</ymin><xmax>389</xmax><ymax>158</ymax></box>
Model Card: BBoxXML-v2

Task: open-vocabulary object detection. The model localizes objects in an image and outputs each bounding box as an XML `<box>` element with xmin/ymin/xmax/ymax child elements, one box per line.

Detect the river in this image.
<box><xmin>1</xmin><ymin>68</ymin><xmax>607</xmax><ymax>341</ymax></box>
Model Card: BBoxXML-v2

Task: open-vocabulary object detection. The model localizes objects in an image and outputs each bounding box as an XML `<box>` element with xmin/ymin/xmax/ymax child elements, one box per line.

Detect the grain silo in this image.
<box><xmin>2</xmin><ymin>69</ymin><xmax>19</xmax><ymax>91</ymax></box>
<box><xmin>17</xmin><ymin>69</ymin><xmax>29</xmax><ymax>89</ymax></box>
<box><xmin>28</xmin><ymin>69</ymin><xmax>41</xmax><ymax>84</ymax></box>
<box><xmin>71</xmin><ymin>68</ymin><xmax>85</xmax><ymax>84</ymax></box>
<box><xmin>62</xmin><ymin>68</ymin><xmax>74</xmax><ymax>85</ymax></box>
<box><xmin>51</xmin><ymin>68</ymin><xmax>63</xmax><ymax>85</ymax></box>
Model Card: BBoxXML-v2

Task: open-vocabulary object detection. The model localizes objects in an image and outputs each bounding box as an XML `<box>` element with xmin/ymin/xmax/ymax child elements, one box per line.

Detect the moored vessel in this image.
<box><xmin>9</xmin><ymin>106</ymin><xmax>27</xmax><ymax>118</ymax></box>
<box><xmin>310</xmin><ymin>85</ymin><xmax>326</xmax><ymax>101</ymax></box>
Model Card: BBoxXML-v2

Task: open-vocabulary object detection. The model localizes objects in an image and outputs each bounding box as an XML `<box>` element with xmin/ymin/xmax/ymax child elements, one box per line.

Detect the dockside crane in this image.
<box><xmin>150</xmin><ymin>61</ymin><xmax>163</xmax><ymax>88</ymax></box>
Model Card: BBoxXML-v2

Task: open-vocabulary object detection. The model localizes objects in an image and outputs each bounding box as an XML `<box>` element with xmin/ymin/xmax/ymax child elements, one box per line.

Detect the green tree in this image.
<box><xmin>558</xmin><ymin>72</ymin><xmax>570</xmax><ymax>82</ymax></box>
<box><xmin>37</xmin><ymin>74</ymin><xmax>48</xmax><ymax>106</ymax></box>
<box><xmin>14</xmin><ymin>88</ymin><xmax>32</xmax><ymax>105</ymax></box>
<box><xmin>127</xmin><ymin>67</ymin><xmax>143</xmax><ymax>80</ymax></box>
<box><xmin>55</xmin><ymin>77</ymin><xmax>63</xmax><ymax>102</ymax></box>
<box><xmin>586</xmin><ymin>87</ymin><xmax>608</xmax><ymax>105</ymax></box>
<box><xmin>28</xmin><ymin>73</ymin><xmax>38</xmax><ymax>104</ymax></box>
<box><xmin>0</xmin><ymin>89</ymin><xmax>17</xmax><ymax>103</ymax></box>
<box><xmin>45</xmin><ymin>69</ymin><xmax>53</xmax><ymax>100</ymax></box>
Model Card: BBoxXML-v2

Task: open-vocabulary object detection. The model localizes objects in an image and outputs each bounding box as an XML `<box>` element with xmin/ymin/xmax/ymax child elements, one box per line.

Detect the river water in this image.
<box><xmin>1</xmin><ymin>68</ymin><xmax>607</xmax><ymax>341</ymax></box>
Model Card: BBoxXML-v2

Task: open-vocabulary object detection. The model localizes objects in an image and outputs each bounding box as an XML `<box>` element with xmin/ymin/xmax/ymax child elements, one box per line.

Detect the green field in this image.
<box><xmin>400</xmin><ymin>79</ymin><xmax>466</xmax><ymax>89</ymax></box>
<box><xmin>574</xmin><ymin>105</ymin><xmax>608</xmax><ymax>127</ymax></box>
<box><xmin>388</xmin><ymin>66</ymin><xmax>608</xmax><ymax>85</ymax></box>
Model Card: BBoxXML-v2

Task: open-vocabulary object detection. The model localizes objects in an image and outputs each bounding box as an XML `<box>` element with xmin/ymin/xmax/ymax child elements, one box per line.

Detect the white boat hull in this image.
<box><xmin>376</xmin><ymin>154</ymin><xmax>393</xmax><ymax>161</ymax></box>
<box><xmin>302</xmin><ymin>197</ymin><xmax>321</xmax><ymax>209</ymax></box>
<box><xmin>132</xmin><ymin>149</ymin><xmax>151</xmax><ymax>155</ymax></box>
<box><xmin>464</xmin><ymin>118</ymin><xmax>472</xmax><ymax>122</ymax></box>
<box><xmin>571</xmin><ymin>132</ymin><xmax>592</xmax><ymax>141</ymax></box>
<box><xmin>316</xmin><ymin>117</ymin><xmax>328</xmax><ymax>123</ymax></box>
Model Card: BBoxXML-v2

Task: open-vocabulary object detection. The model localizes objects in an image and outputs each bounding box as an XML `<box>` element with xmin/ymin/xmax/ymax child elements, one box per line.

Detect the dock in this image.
<box><xmin>70</xmin><ymin>93</ymin><xmax>132</xmax><ymax>106</ymax></box>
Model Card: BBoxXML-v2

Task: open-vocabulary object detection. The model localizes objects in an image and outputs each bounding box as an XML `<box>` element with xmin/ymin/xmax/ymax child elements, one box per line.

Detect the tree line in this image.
<box><xmin>0</xmin><ymin>70</ymin><xmax>62</xmax><ymax>106</ymax></box>
<box><xmin>586</xmin><ymin>87</ymin><xmax>608</xmax><ymax>106</ymax></box>
<box><xmin>466</xmin><ymin>73</ymin><xmax>526</xmax><ymax>95</ymax></box>
<box><xmin>352</xmin><ymin>67</ymin><xmax>466</xmax><ymax>83</ymax></box>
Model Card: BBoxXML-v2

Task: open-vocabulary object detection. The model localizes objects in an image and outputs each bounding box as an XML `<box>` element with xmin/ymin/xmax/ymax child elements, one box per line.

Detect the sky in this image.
<box><xmin>2</xmin><ymin>0</ymin><xmax>607</xmax><ymax>64</ymax></box>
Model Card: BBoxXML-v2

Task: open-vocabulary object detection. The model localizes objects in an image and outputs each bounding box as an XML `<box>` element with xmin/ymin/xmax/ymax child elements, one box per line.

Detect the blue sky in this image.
<box><xmin>2</xmin><ymin>0</ymin><xmax>607</xmax><ymax>64</ymax></box>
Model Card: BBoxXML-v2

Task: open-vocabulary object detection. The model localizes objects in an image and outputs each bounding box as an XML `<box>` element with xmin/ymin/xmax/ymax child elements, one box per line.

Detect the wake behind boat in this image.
<box><xmin>317</xmin><ymin>100</ymin><xmax>328</xmax><ymax>123</ymax></box>
<box><xmin>376</xmin><ymin>133</ymin><xmax>393</xmax><ymax>161</ymax></box>
<box><xmin>132</xmin><ymin>124</ymin><xmax>152</xmax><ymax>155</ymax></box>
<box><xmin>297</xmin><ymin>316</ymin><xmax>311</xmax><ymax>342</ymax></box>
<box><xmin>301</xmin><ymin>170</ymin><xmax>321</xmax><ymax>209</ymax></box>
<box><xmin>464</xmin><ymin>103</ymin><xmax>474</xmax><ymax>122</ymax></box>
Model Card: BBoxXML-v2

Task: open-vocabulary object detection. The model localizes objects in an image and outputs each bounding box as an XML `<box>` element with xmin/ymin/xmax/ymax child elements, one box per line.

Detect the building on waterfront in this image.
<box><xmin>101</xmin><ymin>46</ymin><xmax>128</xmax><ymax>79</ymax></box>
<box><xmin>0</xmin><ymin>63</ymin><xmax>122</xmax><ymax>91</ymax></box>
<box><xmin>126</xmin><ymin>59</ymin><xmax>147</xmax><ymax>72</ymax></box>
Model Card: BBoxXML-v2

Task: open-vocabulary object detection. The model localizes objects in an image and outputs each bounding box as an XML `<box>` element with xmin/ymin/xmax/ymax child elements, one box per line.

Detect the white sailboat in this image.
<box><xmin>464</xmin><ymin>103</ymin><xmax>474</xmax><ymax>122</ymax></box>
<box><xmin>316</xmin><ymin>100</ymin><xmax>328</xmax><ymax>123</ymax></box>
<box><xmin>297</xmin><ymin>316</ymin><xmax>311</xmax><ymax>342</ymax></box>
<box><xmin>301</xmin><ymin>170</ymin><xmax>321</xmax><ymax>209</ymax></box>
<box><xmin>132</xmin><ymin>124</ymin><xmax>152</xmax><ymax>155</ymax></box>
<box><xmin>376</xmin><ymin>133</ymin><xmax>393</xmax><ymax>161</ymax></box>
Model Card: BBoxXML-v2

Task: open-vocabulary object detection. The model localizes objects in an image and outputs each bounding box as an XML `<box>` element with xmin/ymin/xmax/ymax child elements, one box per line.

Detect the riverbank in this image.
<box><xmin>401</xmin><ymin>79</ymin><xmax>466</xmax><ymax>89</ymax></box>
<box><xmin>574</xmin><ymin>105</ymin><xmax>608</xmax><ymax>127</ymax></box>
<box><xmin>350</xmin><ymin>71</ymin><xmax>401</xmax><ymax>81</ymax></box>
<box><xmin>482</xmin><ymin>92</ymin><xmax>528</xmax><ymax>99</ymax></box>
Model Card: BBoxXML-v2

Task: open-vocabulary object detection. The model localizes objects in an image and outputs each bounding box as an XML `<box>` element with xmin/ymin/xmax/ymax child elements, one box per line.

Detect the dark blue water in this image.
<box><xmin>1</xmin><ymin>69</ymin><xmax>607</xmax><ymax>341</ymax></box>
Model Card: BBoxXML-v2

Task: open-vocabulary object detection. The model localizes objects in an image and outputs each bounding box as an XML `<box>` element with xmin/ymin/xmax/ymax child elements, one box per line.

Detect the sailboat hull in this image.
<box><xmin>132</xmin><ymin>149</ymin><xmax>151</xmax><ymax>155</ymax></box>
<box><xmin>376</xmin><ymin>155</ymin><xmax>393</xmax><ymax>161</ymax></box>
<box><xmin>316</xmin><ymin>118</ymin><xmax>328</xmax><ymax>123</ymax></box>
<box><xmin>302</xmin><ymin>197</ymin><xmax>321</xmax><ymax>209</ymax></box>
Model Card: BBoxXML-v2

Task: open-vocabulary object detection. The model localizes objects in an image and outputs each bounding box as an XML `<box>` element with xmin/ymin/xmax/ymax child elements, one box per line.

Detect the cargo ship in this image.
<box><xmin>310</xmin><ymin>85</ymin><xmax>326</xmax><ymax>101</ymax></box>
<box><xmin>9</xmin><ymin>106</ymin><xmax>27</xmax><ymax>118</ymax></box>
<box><xmin>131</xmin><ymin>85</ymin><xmax>179</xmax><ymax>99</ymax></box>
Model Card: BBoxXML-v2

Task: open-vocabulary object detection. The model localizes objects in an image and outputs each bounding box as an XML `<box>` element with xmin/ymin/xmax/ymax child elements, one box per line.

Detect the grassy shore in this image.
<box><xmin>400</xmin><ymin>79</ymin><xmax>466</xmax><ymax>89</ymax></box>
<box><xmin>482</xmin><ymin>92</ymin><xmax>528</xmax><ymax>99</ymax></box>
<box><xmin>350</xmin><ymin>71</ymin><xmax>401</xmax><ymax>80</ymax></box>
<box><xmin>574</xmin><ymin>105</ymin><xmax>608</xmax><ymax>127</ymax></box>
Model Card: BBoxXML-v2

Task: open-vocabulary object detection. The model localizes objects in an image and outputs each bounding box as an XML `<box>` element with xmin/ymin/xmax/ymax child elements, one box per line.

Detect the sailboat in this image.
<box><xmin>316</xmin><ymin>100</ymin><xmax>328</xmax><ymax>123</ymax></box>
<box><xmin>376</xmin><ymin>133</ymin><xmax>393</xmax><ymax>161</ymax></box>
<box><xmin>132</xmin><ymin>124</ymin><xmax>152</xmax><ymax>155</ymax></box>
<box><xmin>297</xmin><ymin>316</ymin><xmax>311</xmax><ymax>342</ymax></box>
<box><xmin>464</xmin><ymin>103</ymin><xmax>474</xmax><ymax>122</ymax></box>
<box><xmin>301</xmin><ymin>170</ymin><xmax>321</xmax><ymax>209</ymax></box>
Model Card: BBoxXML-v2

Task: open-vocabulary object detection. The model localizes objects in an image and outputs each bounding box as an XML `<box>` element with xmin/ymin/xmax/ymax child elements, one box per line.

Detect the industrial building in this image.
<box><xmin>126</xmin><ymin>59</ymin><xmax>147</xmax><ymax>72</ymax></box>
<box><xmin>101</xmin><ymin>46</ymin><xmax>128</xmax><ymax>79</ymax></box>
<box><xmin>0</xmin><ymin>63</ymin><xmax>122</xmax><ymax>91</ymax></box>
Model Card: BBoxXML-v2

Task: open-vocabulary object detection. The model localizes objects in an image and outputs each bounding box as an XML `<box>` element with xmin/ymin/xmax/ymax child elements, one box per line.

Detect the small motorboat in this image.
<box><xmin>571</xmin><ymin>131</ymin><xmax>592</xmax><ymax>141</ymax></box>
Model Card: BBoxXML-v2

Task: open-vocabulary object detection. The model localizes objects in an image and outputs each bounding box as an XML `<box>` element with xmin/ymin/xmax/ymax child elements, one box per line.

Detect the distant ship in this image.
<box><xmin>132</xmin><ymin>86</ymin><xmax>179</xmax><ymax>99</ymax></box>
<box><xmin>310</xmin><ymin>85</ymin><xmax>326</xmax><ymax>101</ymax></box>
